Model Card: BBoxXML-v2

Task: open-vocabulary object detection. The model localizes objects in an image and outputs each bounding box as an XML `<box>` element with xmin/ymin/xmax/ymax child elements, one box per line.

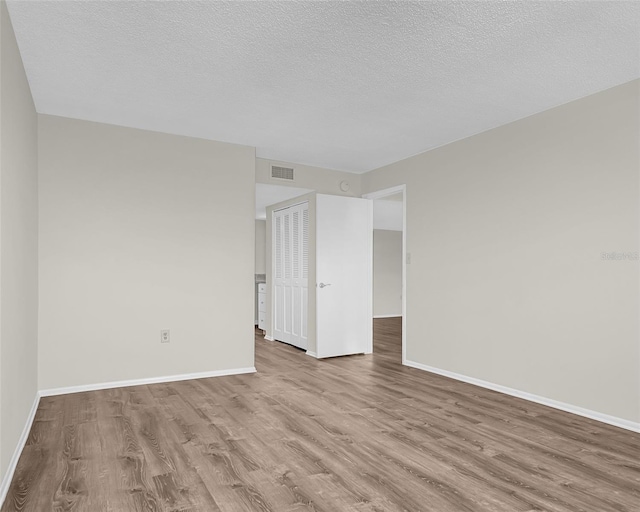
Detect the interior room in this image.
<box><xmin>0</xmin><ymin>1</ymin><xmax>638</xmax><ymax>511</ymax></box>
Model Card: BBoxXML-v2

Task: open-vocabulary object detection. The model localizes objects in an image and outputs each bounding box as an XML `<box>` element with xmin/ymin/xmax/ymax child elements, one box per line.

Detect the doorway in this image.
<box><xmin>266</xmin><ymin>193</ymin><xmax>373</xmax><ymax>359</ymax></box>
<box><xmin>362</xmin><ymin>185</ymin><xmax>406</xmax><ymax>364</ymax></box>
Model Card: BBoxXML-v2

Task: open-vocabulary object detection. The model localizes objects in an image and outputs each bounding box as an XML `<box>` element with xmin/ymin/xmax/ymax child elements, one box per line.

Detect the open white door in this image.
<box><xmin>316</xmin><ymin>194</ymin><xmax>372</xmax><ymax>358</ymax></box>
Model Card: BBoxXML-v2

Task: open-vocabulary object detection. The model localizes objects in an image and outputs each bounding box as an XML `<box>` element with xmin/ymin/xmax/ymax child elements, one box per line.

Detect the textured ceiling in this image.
<box><xmin>7</xmin><ymin>1</ymin><xmax>640</xmax><ymax>173</ymax></box>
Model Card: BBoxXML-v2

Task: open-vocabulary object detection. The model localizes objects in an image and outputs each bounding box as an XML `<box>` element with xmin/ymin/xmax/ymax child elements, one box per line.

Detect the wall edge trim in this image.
<box><xmin>0</xmin><ymin>393</ymin><xmax>41</xmax><ymax>507</ymax></box>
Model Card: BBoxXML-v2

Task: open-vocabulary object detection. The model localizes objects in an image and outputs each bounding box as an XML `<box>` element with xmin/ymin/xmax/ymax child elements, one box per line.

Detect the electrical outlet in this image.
<box><xmin>161</xmin><ymin>329</ymin><xmax>170</xmax><ymax>343</ymax></box>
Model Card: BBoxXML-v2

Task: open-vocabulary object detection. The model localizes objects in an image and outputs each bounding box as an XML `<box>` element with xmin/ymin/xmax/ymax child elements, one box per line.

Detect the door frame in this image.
<box><xmin>362</xmin><ymin>185</ymin><xmax>407</xmax><ymax>364</ymax></box>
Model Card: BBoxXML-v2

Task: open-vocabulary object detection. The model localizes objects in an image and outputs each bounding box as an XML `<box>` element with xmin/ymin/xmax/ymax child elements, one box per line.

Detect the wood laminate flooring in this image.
<box><xmin>2</xmin><ymin>317</ymin><xmax>639</xmax><ymax>511</ymax></box>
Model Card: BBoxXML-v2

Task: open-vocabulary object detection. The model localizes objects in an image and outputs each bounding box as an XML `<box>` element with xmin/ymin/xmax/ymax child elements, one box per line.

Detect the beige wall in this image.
<box><xmin>256</xmin><ymin>158</ymin><xmax>362</xmax><ymax>197</ymax></box>
<box><xmin>38</xmin><ymin>115</ymin><xmax>256</xmax><ymax>390</ymax></box>
<box><xmin>0</xmin><ymin>0</ymin><xmax>39</xmax><ymax>477</ymax></box>
<box><xmin>363</xmin><ymin>80</ymin><xmax>640</xmax><ymax>424</ymax></box>
<box><xmin>255</xmin><ymin>220</ymin><xmax>266</xmax><ymax>274</ymax></box>
<box><xmin>373</xmin><ymin>230</ymin><xmax>402</xmax><ymax>318</ymax></box>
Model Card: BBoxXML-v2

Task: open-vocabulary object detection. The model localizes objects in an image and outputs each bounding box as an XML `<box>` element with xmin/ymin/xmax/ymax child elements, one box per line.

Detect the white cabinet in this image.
<box><xmin>257</xmin><ymin>283</ymin><xmax>266</xmax><ymax>330</ymax></box>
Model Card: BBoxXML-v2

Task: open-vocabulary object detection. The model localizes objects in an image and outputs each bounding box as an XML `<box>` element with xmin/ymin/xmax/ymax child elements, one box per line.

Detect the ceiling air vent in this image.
<box><xmin>271</xmin><ymin>165</ymin><xmax>295</xmax><ymax>181</ymax></box>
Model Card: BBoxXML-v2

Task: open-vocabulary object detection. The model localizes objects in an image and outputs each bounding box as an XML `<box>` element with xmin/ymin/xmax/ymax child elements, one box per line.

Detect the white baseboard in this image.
<box><xmin>404</xmin><ymin>359</ymin><xmax>640</xmax><ymax>434</ymax></box>
<box><xmin>39</xmin><ymin>367</ymin><xmax>257</xmax><ymax>397</ymax></box>
<box><xmin>373</xmin><ymin>314</ymin><xmax>402</xmax><ymax>319</ymax></box>
<box><xmin>264</xmin><ymin>335</ymin><xmax>274</xmax><ymax>341</ymax></box>
<box><xmin>306</xmin><ymin>351</ymin><xmax>318</xmax><ymax>358</ymax></box>
<box><xmin>0</xmin><ymin>392</ymin><xmax>40</xmax><ymax>507</ymax></box>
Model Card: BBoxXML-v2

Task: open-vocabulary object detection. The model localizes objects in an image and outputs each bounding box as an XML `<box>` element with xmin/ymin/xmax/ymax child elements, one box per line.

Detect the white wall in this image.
<box><xmin>373</xmin><ymin>230</ymin><xmax>402</xmax><ymax>318</ymax></box>
<box><xmin>373</xmin><ymin>199</ymin><xmax>403</xmax><ymax>231</ymax></box>
<box><xmin>255</xmin><ymin>219</ymin><xmax>266</xmax><ymax>274</ymax></box>
<box><xmin>255</xmin><ymin>219</ymin><xmax>266</xmax><ymax>324</ymax></box>
<box><xmin>0</xmin><ymin>0</ymin><xmax>38</xmax><ymax>477</ymax></box>
<box><xmin>38</xmin><ymin>115</ymin><xmax>256</xmax><ymax>390</ymax></box>
<box><xmin>363</xmin><ymin>80</ymin><xmax>640</xmax><ymax>425</ymax></box>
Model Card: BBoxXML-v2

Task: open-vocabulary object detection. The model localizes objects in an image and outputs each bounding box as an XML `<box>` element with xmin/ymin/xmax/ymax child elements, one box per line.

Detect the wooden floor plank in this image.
<box><xmin>2</xmin><ymin>317</ymin><xmax>639</xmax><ymax>511</ymax></box>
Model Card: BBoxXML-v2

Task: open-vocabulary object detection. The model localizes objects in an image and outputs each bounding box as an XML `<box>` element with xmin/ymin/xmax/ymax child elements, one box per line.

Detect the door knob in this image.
<box><xmin>318</xmin><ymin>283</ymin><xmax>332</xmax><ymax>288</ymax></box>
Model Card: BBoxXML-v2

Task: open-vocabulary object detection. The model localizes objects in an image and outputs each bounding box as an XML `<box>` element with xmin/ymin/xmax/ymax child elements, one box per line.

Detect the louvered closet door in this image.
<box><xmin>273</xmin><ymin>202</ymin><xmax>308</xmax><ymax>349</ymax></box>
<box><xmin>291</xmin><ymin>205</ymin><xmax>309</xmax><ymax>348</ymax></box>
<box><xmin>273</xmin><ymin>210</ymin><xmax>289</xmax><ymax>344</ymax></box>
